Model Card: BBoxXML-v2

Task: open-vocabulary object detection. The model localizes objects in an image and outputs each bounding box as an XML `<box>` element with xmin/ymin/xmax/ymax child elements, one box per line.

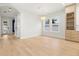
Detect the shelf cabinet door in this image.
<box><xmin>72</xmin><ymin>31</ymin><xmax>79</xmax><ymax>42</ymax></box>
<box><xmin>66</xmin><ymin>12</ymin><xmax>75</xmax><ymax>30</ymax></box>
<box><xmin>66</xmin><ymin>30</ymin><xmax>79</xmax><ymax>42</ymax></box>
<box><xmin>65</xmin><ymin>30</ymin><xmax>71</xmax><ymax>40</ymax></box>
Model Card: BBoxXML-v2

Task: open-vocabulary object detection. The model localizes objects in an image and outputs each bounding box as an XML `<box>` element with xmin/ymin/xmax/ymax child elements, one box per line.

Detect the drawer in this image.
<box><xmin>65</xmin><ymin>30</ymin><xmax>79</xmax><ymax>42</ymax></box>
<box><xmin>75</xmin><ymin>32</ymin><xmax>79</xmax><ymax>41</ymax></box>
<box><xmin>66</xmin><ymin>30</ymin><xmax>72</xmax><ymax>34</ymax></box>
<box><xmin>65</xmin><ymin>35</ymin><xmax>71</xmax><ymax>40</ymax></box>
<box><xmin>71</xmin><ymin>33</ymin><xmax>79</xmax><ymax>42</ymax></box>
<box><xmin>65</xmin><ymin>30</ymin><xmax>71</xmax><ymax>40</ymax></box>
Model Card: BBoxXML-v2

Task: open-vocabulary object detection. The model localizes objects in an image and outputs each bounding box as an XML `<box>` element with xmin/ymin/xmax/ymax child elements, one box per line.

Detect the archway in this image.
<box><xmin>0</xmin><ymin>6</ymin><xmax>20</xmax><ymax>39</ymax></box>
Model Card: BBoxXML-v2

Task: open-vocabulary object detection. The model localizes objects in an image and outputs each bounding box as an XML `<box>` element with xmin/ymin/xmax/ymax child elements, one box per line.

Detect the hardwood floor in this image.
<box><xmin>0</xmin><ymin>35</ymin><xmax>79</xmax><ymax>56</ymax></box>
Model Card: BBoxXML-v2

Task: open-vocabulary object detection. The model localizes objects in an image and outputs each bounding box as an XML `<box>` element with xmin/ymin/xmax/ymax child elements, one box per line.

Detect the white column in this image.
<box><xmin>76</xmin><ymin>4</ymin><xmax>79</xmax><ymax>31</ymax></box>
<box><xmin>15</xmin><ymin>14</ymin><xmax>21</xmax><ymax>38</ymax></box>
<box><xmin>0</xmin><ymin>16</ymin><xmax>1</xmax><ymax>36</ymax></box>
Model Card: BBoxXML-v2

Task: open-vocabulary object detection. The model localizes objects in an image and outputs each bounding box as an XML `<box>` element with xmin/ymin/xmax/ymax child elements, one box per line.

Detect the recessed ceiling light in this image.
<box><xmin>8</xmin><ymin>8</ymin><xmax>12</xmax><ymax>12</ymax></box>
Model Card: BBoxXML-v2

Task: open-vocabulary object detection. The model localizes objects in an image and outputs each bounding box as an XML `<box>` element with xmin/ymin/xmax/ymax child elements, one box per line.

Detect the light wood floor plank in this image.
<box><xmin>0</xmin><ymin>35</ymin><xmax>79</xmax><ymax>56</ymax></box>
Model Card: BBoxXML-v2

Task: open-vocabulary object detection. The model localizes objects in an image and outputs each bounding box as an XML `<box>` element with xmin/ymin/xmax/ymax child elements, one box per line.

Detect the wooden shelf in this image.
<box><xmin>65</xmin><ymin>4</ymin><xmax>79</xmax><ymax>42</ymax></box>
<box><xmin>66</xmin><ymin>12</ymin><xmax>74</xmax><ymax>30</ymax></box>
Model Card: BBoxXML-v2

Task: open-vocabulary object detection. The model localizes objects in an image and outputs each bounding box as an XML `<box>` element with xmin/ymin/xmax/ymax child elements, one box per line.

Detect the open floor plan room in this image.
<box><xmin>0</xmin><ymin>3</ymin><xmax>79</xmax><ymax>56</ymax></box>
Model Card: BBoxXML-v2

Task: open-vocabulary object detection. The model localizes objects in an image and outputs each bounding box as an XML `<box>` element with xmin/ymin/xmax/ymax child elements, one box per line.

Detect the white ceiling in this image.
<box><xmin>11</xmin><ymin>3</ymin><xmax>65</xmax><ymax>15</ymax></box>
<box><xmin>0</xmin><ymin>6</ymin><xmax>18</xmax><ymax>17</ymax></box>
<box><xmin>0</xmin><ymin>3</ymin><xmax>72</xmax><ymax>16</ymax></box>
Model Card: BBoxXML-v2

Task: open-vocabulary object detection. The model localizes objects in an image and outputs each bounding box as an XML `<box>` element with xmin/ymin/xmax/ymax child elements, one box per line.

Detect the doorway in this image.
<box><xmin>12</xmin><ymin>19</ymin><xmax>15</xmax><ymax>34</ymax></box>
<box><xmin>1</xmin><ymin>17</ymin><xmax>16</xmax><ymax>35</ymax></box>
<box><xmin>0</xmin><ymin>6</ymin><xmax>20</xmax><ymax>39</ymax></box>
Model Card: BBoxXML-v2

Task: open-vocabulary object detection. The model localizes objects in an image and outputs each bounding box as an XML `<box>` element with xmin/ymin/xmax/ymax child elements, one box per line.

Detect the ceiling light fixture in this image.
<box><xmin>8</xmin><ymin>8</ymin><xmax>12</xmax><ymax>12</ymax></box>
<box><xmin>40</xmin><ymin>16</ymin><xmax>46</xmax><ymax>20</ymax></box>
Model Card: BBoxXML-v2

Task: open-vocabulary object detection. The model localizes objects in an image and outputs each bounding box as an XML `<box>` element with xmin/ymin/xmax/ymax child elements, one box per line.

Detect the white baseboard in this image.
<box><xmin>42</xmin><ymin>35</ymin><xmax>65</xmax><ymax>40</ymax></box>
<box><xmin>20</xmin><ymin>35</ymin><xmax>41</xmax><ymax>39</ymax></box>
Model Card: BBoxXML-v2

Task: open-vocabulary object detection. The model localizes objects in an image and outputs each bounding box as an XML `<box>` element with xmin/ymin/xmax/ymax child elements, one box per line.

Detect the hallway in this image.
<box><xmin>0</xmin><ymin>36</ymin><xmax>79</xmax><ymax>56</ymax></box>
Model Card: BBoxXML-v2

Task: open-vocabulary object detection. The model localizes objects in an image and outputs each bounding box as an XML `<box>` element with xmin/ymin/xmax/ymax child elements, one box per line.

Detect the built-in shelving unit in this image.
<box><xmin>66</xmin><ymin>12</ymin><xmax>74</xmax><ymax>30</ymax></box>
<box><xmin>65</xmin><ymin>4</ymin><xmax>79</xmax><ymax>42</ymax></box>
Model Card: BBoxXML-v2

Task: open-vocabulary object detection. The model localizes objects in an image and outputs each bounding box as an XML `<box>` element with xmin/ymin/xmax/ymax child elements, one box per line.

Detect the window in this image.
<box><xmin>44</xmin><ymin>19</ymin><xmax>50</xmax><ymax>32</ymax></box>
<box><xmin>43</xmin><ymin>18</ymin><xmax>59</xmax><ymax>32</ymax></box>
<box><xmin>51</xmin><ymin>18</ymin><xmax>59</xmax><ymax>32</ymax></box>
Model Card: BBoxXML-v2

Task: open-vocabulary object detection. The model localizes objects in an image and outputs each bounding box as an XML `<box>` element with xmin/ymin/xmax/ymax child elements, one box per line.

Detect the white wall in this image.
<box><xmin>0</xmin><ymin>16</ymin><xmax>1</xmax><ymax>36</ymax></box>
<box><xmin>20</xmin><ymin>12</ymin><xmax>41</xmax><ymax>39</ymax></box>
<box><xmin>11</xmin><ymin>4</ymin><xmax>41</xmax><ymax>39</ymax></box>
<box><xmin>0</xmin><ymin>4</ymin><xmax>41</xmax><ymax>39</ymax></box>
<box><xmin>14</xmin><ymin>11</ymin><xmax>41</xmax><ymax>39</ymax></box>
<box><xmin>43</xmin><ymin>10</ymin><xmax>65</xmax><ymax>39</ymax></box>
